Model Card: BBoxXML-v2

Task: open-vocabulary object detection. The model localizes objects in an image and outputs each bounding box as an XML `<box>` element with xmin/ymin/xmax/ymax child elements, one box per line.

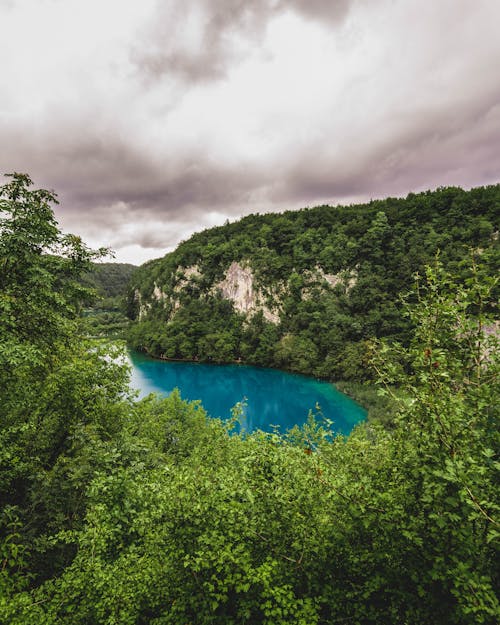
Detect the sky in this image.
<box><xmin>1</xmin><ymin>0</ymin><xmax>499</xmax><ymax>265</ymax></box>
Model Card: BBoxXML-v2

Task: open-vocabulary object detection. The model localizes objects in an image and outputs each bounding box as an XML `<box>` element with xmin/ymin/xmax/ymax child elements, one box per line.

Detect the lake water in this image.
<box><xmin>128</xmin><ymin>350</ymin><xmax>366</xmax><ymax>435</ymax></box>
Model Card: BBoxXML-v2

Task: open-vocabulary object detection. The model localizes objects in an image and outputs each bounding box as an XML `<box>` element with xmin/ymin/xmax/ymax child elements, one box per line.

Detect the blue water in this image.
<box><xmin>127</xmin><ymin>350</ymin><xmax>366</xmax><ymax>435</ymax></box>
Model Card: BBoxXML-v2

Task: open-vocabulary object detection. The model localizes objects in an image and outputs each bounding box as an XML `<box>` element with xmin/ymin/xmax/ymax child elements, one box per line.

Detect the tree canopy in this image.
<box><xmin>0</xmin><ymin>174</ymin><xmax>498</xmax><ymax>624</ymax></box>
<box><xmin>127</xmin><ymin>184</ymin><xmax>500</xmax><ymax>383</ymax></box>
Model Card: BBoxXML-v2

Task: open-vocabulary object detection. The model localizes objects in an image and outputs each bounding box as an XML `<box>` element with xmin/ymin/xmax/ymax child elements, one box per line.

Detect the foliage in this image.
<box><xmin>80</xmin><ymin>263</ymin><xmax>136</xmax><ymax>338</ymax></box>
<box><xmin>0</xmin><ymin>173</ymin><xmax>133</xmax><ymax>597</ymax></box>
<box><xmin>333</xmin><ymin>380</ymin><xmax>399</xmax><ymax>427</ymax></box>
<box><xmin>82</xmin><ymin>262</ymin><xmax>137</xmax><ymax>299</ymax></box>
<box><xmin>1</xmin><ymin>174</ymin><xmax>498</xmax><ymax>623</ymax></box>
<box><xmin>127</xmin><ymin>184</ymin><xmax>500</xmax><ymax>383</ymax></box>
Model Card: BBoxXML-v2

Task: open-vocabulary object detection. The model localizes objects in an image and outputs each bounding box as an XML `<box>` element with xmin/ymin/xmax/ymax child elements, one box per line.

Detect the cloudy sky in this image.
<box><xmin>1</xmin><ymin>0</ymin><xmax>499</xmax><ymax>264</ymax></box>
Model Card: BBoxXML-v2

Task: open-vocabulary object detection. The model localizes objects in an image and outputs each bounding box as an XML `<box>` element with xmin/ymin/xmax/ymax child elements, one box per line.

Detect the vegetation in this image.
<box><xmin>82</xmin><ymin>262</ymin><xmax>137</xmax><ymax>300</ymax></box>
<box><xmin>127</xmin><ymin>185</ymin><xmax>499</xmax><ymax>386</ymax></box>
<box><xmin>1</xmin><ymin>174</ymin><xmax>499</xmax><ymax>623</ymax></box>
<box><xmin>81</xmin><ymin>263</ymin><xmax>136</xmax><ymax>338</ymax></box>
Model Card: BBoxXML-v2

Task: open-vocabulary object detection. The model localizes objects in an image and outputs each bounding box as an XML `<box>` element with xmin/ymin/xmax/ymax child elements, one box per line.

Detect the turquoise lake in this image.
<box><xmin>128</xmin><ymin>350</ymin><xmax>366</xmax><ymax>435</ymax></box>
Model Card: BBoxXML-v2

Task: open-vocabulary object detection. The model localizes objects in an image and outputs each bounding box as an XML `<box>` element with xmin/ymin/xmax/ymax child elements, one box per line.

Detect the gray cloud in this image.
<box><xmin>287</xmin><ymin>0</ymin><xmax>351</xmax><ymax>23</ymax></box>
<box><xmin>3</xmin><ymin>80</ymin><xmax>500</xmax><ymax>262</ymax></box>
<box><xmin>0</xmin><ymin>115</ymin><xmax>269</xmax><ymax>226</ymax></box>
<box><xmin>133</xmin><ymin>0</ymin><xmax>353</xmax><ymax>84</ymax></box>
<box><xmin>132</xmin><ymin>0</ymin><xmax>271</xmax><ymax>84</ymax></box>
<box><xmin>273</xmin><ymin>84</ymin><xmax>500</xmax><ymax>206</ymax></box>
<box><xmin>1</xmin><ymin>0</ymin><xmax>499</xmax><ymax>263</ymax></box>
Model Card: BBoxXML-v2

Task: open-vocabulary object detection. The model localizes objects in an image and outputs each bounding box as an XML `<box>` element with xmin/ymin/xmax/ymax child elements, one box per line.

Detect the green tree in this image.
<box><xmin>1</xmin><ymin>176</ymin><xmax>498</xmax><ymax>624</ymax></box>
<box><xmin>369</xmin><ymin>262</ymin><xmax>499</xmax><ymax>623</ymax></box>
<box><xmin>0</xmin><ymin>173</ymin><xmax>131</xmax><ymax>595</ymax></box>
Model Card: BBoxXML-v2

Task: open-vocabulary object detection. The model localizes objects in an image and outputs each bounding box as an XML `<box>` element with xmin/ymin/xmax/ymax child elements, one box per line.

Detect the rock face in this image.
<box><xmin>152</xmin><ymin>283</ymin><xmax>167</xmax><ymax>301</ymax></box>
<box><xmin>216</xmin><ymin>261</ymin><xmax>280</xmax><ymax>323</ymax></box>
<box><xmin>136</xmin><ymin>282</ymin><xmax>167</xmax><ymax>319</ymax></box>
<box><xmin>217</xmin><ymin>262</ymin><xmax>254</xmax><ymax>314</ymax></box>
<box><xmin>135</xmin><ymin>262</ymin><xmax>280</xmax><ymax>324</ymax></box>
<box><xmin>133</xmin><ymin>289</ymin><xmax>150</xmax><ymax>320</ymax></box>
<box><xmin>174</xmin><ymin>265</ymin><xmax>201</xmax><ymax>289</ymax></box>
<box><xmin>316</xmin><ymin>267</ymin><xmax>357</xmax><ymax>291</ymax></box>
<box><xmin>298</xmin><ymin>267</ymin><xmax>357</xmax><ymax>301</ymax></box>
<box><xmin>137</xmin><ymin>261</ymin><xmax>360</xmax><ymax>324</ymax></box>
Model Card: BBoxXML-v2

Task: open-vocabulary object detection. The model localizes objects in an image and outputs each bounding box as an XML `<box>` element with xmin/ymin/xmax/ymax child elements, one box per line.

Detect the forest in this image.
<box><xmin>127</xmin><ymin>184</ymin><xmax>499</xmax><ymax>388</ymax></box>
<box><xmin>81</xmin><ymin>263</ymin><xmax>137</xmax><ymax>339</ymax></box>
<box><xmin>0</xmin><ymin>174</ymin><xmax>499</xmax><ymax>624</ymax></box>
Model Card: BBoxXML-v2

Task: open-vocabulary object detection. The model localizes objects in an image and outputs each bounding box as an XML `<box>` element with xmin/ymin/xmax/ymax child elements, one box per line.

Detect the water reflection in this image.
<box><xmin>128</xmin><ymin>351</ymin><xmax>366</xmax><ymax>435</ymax></box>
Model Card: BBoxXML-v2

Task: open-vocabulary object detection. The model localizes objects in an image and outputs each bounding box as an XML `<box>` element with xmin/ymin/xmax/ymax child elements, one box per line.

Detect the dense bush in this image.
<box><xmin>1</xmin><ymin>175</ymin><xmax>498</xmax><ymax>624</ymax></box>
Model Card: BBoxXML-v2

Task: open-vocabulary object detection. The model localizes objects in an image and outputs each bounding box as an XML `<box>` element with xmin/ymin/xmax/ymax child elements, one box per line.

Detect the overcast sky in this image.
<box><xmin>1</xmin><ymin>0</ymin><xmax>499</xmax><ymax>264</ymax></box>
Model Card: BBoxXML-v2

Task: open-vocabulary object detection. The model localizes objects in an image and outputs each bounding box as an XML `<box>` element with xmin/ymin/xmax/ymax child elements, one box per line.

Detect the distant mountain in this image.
<box><xmin>83</xmin><ymin>262</ymin><xmax>137</xmax><ymax>299</ymax></box>
<box><xmin>127</xmin><ymin>185</ymin><xmax>499</xmax><ymax>381</ymax></box>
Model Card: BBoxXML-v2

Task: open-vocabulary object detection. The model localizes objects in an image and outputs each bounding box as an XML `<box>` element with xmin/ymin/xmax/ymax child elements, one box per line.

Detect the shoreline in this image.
<box><xmin>127</xmin><ymin>346</ymin><xmax>385</xmax><ymax>418</ymax></box>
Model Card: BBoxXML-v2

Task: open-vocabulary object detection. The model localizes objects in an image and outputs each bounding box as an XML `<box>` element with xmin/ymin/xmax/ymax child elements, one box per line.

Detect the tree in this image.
<box><xmin>0</xmin><ymin>173</ymin><xmax>130</xmax><ymax>596</ymax></box>
<box><xmin>370</xmin><ymin>261</ymin><xmax>499</xmax><ymax>623</ymax></box>
<box><xmin>0</xmin><ymin>173</ymin><xmax>107</xmax><ymax>374</ymax></box>
<box><xmin>1</xmin><ymin>176</ymin><xmax>498</xmax><ymax>624</ymax></box>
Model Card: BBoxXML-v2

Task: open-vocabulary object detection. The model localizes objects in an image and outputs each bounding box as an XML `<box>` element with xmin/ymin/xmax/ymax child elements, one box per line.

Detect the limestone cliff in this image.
<box><xmin>215</xmin><ymin>262</ymin><xmax>280</xmax><ymax>323</ymax></box>
<box><xmin>134</xmin><ymin>260</ymin><xmax>359</xmax><ymax>324</ymax></box>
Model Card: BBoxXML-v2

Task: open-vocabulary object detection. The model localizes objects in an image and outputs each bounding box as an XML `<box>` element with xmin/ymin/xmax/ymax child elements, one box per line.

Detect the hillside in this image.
<box><xmin>82</xmin><ymin>262</ymin><xmax>137</xmax><ymax>299</ymax></box>
<box><xmin>127</xmin><ymin>185</ymin><xmax>499</xmax><ymax>381</ymax></box>
<box><xmin>1</xmin><ymin>174</ymin><xmax>498</xmax><ymax>624</ymax></box>
<box><xmin>81</xmin><ymin>262</ymin><xmax>137</xmax><ymax>338</ymax></box>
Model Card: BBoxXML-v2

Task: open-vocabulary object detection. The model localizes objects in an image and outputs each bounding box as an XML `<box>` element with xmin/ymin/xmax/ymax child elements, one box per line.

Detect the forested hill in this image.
<box><xmin>78</xmin><ymin>262</ymin><xmax>137</xmax><ymax>338</ymax></box>
<box><xmin>127</xmin><ymin>184</ymin><xmax>499</xmax><ymax>380</ymax></box>
<box><xmin>2</xmin><ymin>174</ymin><xmax>498</xmax><ymax>623</ymax></box>
<box><xmin>82</xmin><ymin>262</ymin><xmax>137</xmax><ymax>299</ymax></box>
